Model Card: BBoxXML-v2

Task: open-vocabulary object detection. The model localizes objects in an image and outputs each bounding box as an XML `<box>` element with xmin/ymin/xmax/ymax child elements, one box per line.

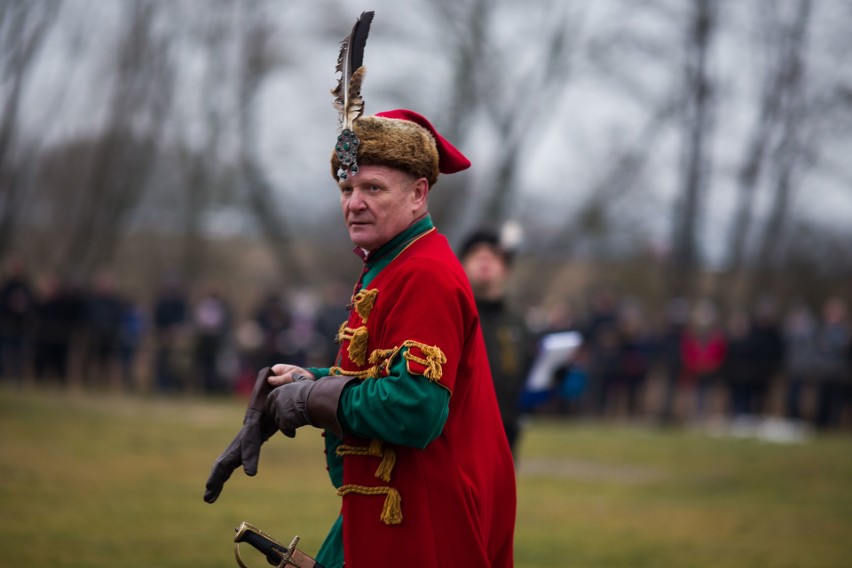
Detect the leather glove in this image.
<box><xmin>204</xmin><ymin>367</ymin><xmax>277</xmax><ymax>504</ymax></box>
<box><xmin>265</xmin><ymin>374</ymin><xmax>317</xmax><ymax>437</ymax></box>
<box><xmin>266</xmin><ymin>375</ymin><xmax>357</xmax><ymax>439</ymax></box>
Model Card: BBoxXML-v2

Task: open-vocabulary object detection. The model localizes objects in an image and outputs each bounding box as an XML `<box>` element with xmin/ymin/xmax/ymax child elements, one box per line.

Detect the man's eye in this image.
<box><xmin>369</xmin><ymin>185</ymin><xmax>382</xmax><ymax>192</ymax></box>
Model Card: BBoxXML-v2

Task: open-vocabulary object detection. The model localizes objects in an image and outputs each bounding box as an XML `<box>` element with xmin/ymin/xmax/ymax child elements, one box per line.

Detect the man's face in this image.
<box><xmin>462</xmin><ymin>244</ymin><xmax>508</xmax><ymax>298</ymax></box>
<box><xmin>339</xmin><ymin>164</ymin><xmax>426</xmax><ymax>252</ymax></box>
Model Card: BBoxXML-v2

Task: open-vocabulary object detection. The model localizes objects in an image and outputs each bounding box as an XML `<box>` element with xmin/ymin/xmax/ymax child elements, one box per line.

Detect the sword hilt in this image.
<box><xmin>234</xmin><ymin>522</ymin><xmax>302</xmax><ymax>568</ymax></box>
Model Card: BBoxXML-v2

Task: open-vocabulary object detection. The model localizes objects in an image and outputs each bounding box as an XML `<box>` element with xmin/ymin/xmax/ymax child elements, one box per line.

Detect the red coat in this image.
<box><xmin>332</xmin><ymin>228</ymin><xmax>516</xmax><ymax>567</ymax></box>
<box><xmin>680</xmin><ymin>328</ymin><xmax>727</xmax><ymax>386</ymax></box>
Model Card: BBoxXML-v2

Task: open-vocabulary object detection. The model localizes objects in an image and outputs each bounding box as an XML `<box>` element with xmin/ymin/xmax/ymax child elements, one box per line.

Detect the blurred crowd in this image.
<box><xmin>2</xmin><ymin>255</ymin><xmax>851</xmax><ymax>432</ymax></box>
<box><xmin>526</xmin><ymin>289</ymin><xmax>852</xmax><ymax>432</ymax></box>
<box><xmin>0</xmin><ymin>256</ymin><xmax>347</xmax><ymax>398</ymax></box>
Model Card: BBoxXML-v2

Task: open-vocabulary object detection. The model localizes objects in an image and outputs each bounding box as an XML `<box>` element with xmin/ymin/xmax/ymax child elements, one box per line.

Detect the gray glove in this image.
<box><xmin>266</xmin><ymin>375</ymin><xmax>357</xmax><ymax>439</ymax></box>
<box><xmin>204</xmin><ymin>367</ymin><xmax>277</xmax><ymax>504</ymax></box>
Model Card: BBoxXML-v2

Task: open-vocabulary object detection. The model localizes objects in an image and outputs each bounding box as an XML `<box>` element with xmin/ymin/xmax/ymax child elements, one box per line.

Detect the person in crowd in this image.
<box><xmin>812</xmin><ymin>296</ymin><xmax>850</xmax><ymax>429</ymax></box>
<box><xmin>119</xmin><ymin>296</ymin><xmax>145</xmax><ymax>392</ymax></box>
<box><xmin>657</xmin><ymin>297</ymin><xmax>689</xmax><ymax>425</ymax></box>
<box><xmin>782</xmin><ymin>301</ymin><xmax>818</xmax><ymax>421</ymax></box>
<box><xmin>314</xmin><ymin>281</ymin><xmax>353</xmax><ymax>366</ymax></box>
<box><xmin>582</xmin><ymin>286</ymin><xmax>623</xmax><ymax>417</ymax></box>
<box><xmin>192</xmin><ymin>284</ymin><xmax>232</xmax><ymax>394</ymax></box>
<box><xmin>721</xmin><ymin>308</ymin><xmax>755</xmax><ymax>419</ymax></box>
<box><xmin>152</xmin><ymin>277</ymin><xmax>189</xmax><ymax>393</ymax></box>
<box><xmin>276</xmin><ymin>289</ymin><xmax>325</xmax><ymax>369</ymax></box>
<box><xmin>251</xmin><ymin>291</ymin><xmax>292</xmax><ymax>368</ymax></box>
<box><xmin>82</xmin><ymin>269</ymin><xmax>125</xmax><ymax>389</ymax></box>
<box><xmin>459</xmin><ymin>228</ymin><xmax>534</xmax><ymax>458</ymax></box>
<box><xmin>0</xmin><ymin>255</ymin><xmax>36</xmax><ymax>385</ymax></box>
<box><xmin>204</xmin><ymin>23</ymin><xmax>516</xmax><ymax>565</ymax></box>
<box><xmin>739</xmin><ymin>298</ymin><xmax>785</xmax><ymax>418</ymax></box>
<box><xmin>616</xmin><ymin>302</ymin><xmax>655</xmax><ymax>419</ymax></box>
<box><xmin>679</xmin><ymin>298</ymin><xmax>727</xmax><ymax>423</ymax></box>
<box><xmin>32</xmin><ymin>274</ymin><xmax>84</xmax><ymax>385</ymax></box>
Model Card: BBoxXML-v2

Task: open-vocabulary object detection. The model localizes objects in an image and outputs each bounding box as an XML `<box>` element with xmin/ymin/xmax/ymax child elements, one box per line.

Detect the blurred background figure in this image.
<box><xmin>314</xmin><ymin>280</ymin><xmax>352</xmax><ymax>367</ymax></box>
<box><xmin>582</xmin><ymin>287</ymin><xmax>623</xmax><ymax>419</ymax></box>
<box><xmin>812</xmin><ymin>297</ymin><xmax>851</xmax><ymax>429</ymax></box>
<box><xmin>679</xmin><ymin>298</ymin><xmax>727</xmax><ymax>424</ymax></box>
<box><xmin>152</xmin><ymin>277</ymin><xmax>189</xmax><ymax>393</ymax></box>
<box><xmin>744</xmin><ymin>298</ymin><xmax>785</xmax><ymax>417</ymax></box>
<box><xmin>615</xmin><ymin>302</ymin><xmax>655</xmax><ymax>420</ymax></box>
<box><xmin>251</xmin><ymin>291</ymin><xmax>292</xmax><ymax>369</ymax></box>
<box><xmin>0</xmin><ymin>256</ymin><xmax>35</xmax><ymax>386</ymax></box>
<box><xmin>32</xmin><ymin>273</ymin><xmax>83</xmax><ymax>386</ymax></box>
<box><xmin>656</xmin><ymin>298</ymin><xmax>689</xmax><ymax>426</ymax></box>
<box><xmin>459</xmin><ymin>228</ymin><xmax>533</xmax><ymax>459</ymax></box>
<box><xmin>82</xmin><ymin>269</ymin><xmax>125</xmax><ymax>390</ymax></box>
<box><xmin>118</xmin><ymin>295</ymin><xmax>145</xmax><ymax>392</ymax></box>
<box><xmin>721</xmin><ymin>308</ymin><xmax>755</xmax><ymax>420</ymax></box>
<box><xmin>782</xmin><ymin>301</ymin><xmax>818</xmax><ymax>422</ymax></box>
<box><xmin>275</xmin><ymin>289</ymin><xmax>324</xmax><ymax>369</ymax></box>
<box><xmin>191</xmin><ymin>284</ymin><xmax>232</xmax><ymax>395</ymax></box>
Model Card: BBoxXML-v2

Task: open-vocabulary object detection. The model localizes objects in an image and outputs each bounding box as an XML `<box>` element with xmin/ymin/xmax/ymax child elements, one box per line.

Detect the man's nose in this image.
<box><xmin>348</xmin><ymin>188</ymin><xmax>367</xmax><ymax>210</ymax></box>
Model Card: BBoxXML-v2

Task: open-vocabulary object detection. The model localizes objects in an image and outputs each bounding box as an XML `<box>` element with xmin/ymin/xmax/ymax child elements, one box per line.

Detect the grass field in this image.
<box><xmin>1</xmin><ymin>385</ymin><xmax>851</xmax><ymax>568</ymax></box>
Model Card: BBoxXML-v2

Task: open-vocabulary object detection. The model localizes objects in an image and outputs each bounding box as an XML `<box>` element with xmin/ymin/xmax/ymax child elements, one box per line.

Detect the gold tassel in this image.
<box><xmin>336</xmin><ymin>485</ymin><xmax>403</xmax><ymax>525</ymax></box>
<box><xmin>347</xmin><ymin>326</ymin><xmax>369</xmax><ymax>366</ymax></box>
<box><xmin>380</xmin><ymin>488</ymin><xmax>403</xmax><ymax>525</ymax></box>
<box><xmin>402</xmin><ymin>341</ymin><xmax>447</xmax><ymax>381</ymax></box>
<box><xmin>369</xmin><ymin>347</ymin><xmax>398</xmax><ymax>365</ymax></box>
<box><xmin>336</xmin><ymin>321</ymin><xmax>347</xmax><ymax>344</ymax></box>
<box><xmin>375</xmin><ymin>446</ymin><xmax>397</xmax><ymax>483</ymax></box>
<box><xmin>353</xmin><ymin>289</ymin><xmax>379</xmax><ymax>323</ymax></box>
<box><xmin>336</xmin><ymin>439</ymin><xmax>397</xmax><ymax>482</ymax></box>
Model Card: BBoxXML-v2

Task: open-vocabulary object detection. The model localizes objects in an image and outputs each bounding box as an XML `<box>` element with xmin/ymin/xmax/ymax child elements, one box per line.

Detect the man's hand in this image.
<box><xmin>204</xmin><ymin>367</ymin><xmax>279</xmax><ymax>504</ymax></box>
<box><xmin>265</xmin><ymin>374</ymin><xmax>317</xmax><ymax>437</ymax></box>
<box><xmin>269</xmin><ymin>363</ymin><xmax>315</xmax><ymax>386</ymax></box>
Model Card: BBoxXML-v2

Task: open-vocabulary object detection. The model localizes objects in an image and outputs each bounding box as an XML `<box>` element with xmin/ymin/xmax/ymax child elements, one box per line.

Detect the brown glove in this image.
<box><xmin>266</xmin><ymin>376</ymin><xmax>357</xmax><ymax>439</ymax></box>
<box><xmin>204</xmin><ymin>367</ymin><xmax>278</xmax><ymax>504</ymax></box>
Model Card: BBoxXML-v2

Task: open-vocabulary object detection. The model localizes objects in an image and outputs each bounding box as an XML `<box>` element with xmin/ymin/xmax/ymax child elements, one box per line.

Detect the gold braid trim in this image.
<box><xmin>369</xmin><ymin>346</ymin><xmax>400</xmax><ymax>376</ymax></box>
<box><xmin>328</xmin><ymin>342</ymin><xmax>444</xmax><ymax>382</ymax></box>
<box><xmin>328</xmin><ymin>365</ymin><xmax>375</xmax><ymax>379</ymax></box>
<box><xmin>335</xmin><ymin>439</ymin><xmax>397</xmax><ymax>482</ymax></box>
<box><xmin>352</xmin><ymin>289</ymin><xmax>379</xmax><ymax>323</ymax></box>
<box><xmin>338</xmin><ymin>325</ymin><xmax>369</xmax><ymax>366</ymax></box>
<box><xmin>337</xmin><ymin>485</ymin><xmax>402</xmax><ymax>525</ymax></box>
<box><xmin>402</xmin><ymin>340</ymin><xmax>447</xmax><ymax>381</ymax></box>
<box><xmin>335</xmin><ymin>321</ymin><xmax>347</xmax><ymax>344</ymax></box>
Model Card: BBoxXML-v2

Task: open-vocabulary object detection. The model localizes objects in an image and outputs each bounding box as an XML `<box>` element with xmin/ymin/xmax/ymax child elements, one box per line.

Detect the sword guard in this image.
<box><xmin>234</xmin><ymin>522</ymin><xmax>303</xmax><ymax>568</ymax></box>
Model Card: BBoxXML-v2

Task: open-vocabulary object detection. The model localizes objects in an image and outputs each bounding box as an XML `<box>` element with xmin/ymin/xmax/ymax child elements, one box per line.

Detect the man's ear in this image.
<box><xmin>412</xmin><ymin>177</ymin><xmax>429</xmax><ymax>208</ymax></box>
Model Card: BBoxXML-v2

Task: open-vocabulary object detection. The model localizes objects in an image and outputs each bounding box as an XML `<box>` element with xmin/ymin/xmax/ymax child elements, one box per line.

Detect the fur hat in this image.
<box><xmin>331</xmin><ymin>109</ymin><xmax>471</xmax><ymax>188</ymax></box>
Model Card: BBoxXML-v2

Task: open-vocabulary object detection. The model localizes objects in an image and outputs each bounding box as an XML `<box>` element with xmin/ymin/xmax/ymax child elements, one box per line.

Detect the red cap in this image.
<box><xmin>375</xmin><ymin>109</ymin><xmax>471</xmax><ymax>174</ymax></box>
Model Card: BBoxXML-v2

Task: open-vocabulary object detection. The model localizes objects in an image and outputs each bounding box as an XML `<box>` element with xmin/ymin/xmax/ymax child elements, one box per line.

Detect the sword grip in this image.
<box><xmin>235</xmin><ymin>522</ymin><xmax>289</xmax><ymax>566</ymax></box>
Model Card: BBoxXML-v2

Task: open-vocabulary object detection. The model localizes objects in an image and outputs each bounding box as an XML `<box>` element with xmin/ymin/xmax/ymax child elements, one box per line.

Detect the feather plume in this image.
<box><xmin>332</xmin><ymin>11</ymin><xmax>374</xmax><ymax>131</ymax></box>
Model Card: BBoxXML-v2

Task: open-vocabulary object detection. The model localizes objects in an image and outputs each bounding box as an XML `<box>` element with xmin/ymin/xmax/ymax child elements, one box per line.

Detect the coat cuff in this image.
<box><xmin>306</xmin><ymin>376</ymin><xmax>358</xmax><ymax>438</ymax></box>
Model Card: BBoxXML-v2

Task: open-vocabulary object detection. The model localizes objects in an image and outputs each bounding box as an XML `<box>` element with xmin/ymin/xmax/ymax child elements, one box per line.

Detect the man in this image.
<box><xmin>459</xmin><ymin>229</ymin><xmax>532</xmax><ymax>458</ymax></box>
<box><xmin>205</xmin><ymin>114</ymin><xmax>516</xmax><ymax>567</ymax></box>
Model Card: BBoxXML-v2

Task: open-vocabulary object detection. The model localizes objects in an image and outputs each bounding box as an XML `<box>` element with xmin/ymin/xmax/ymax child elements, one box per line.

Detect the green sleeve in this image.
<box><xmin>306</xmin><ymin>367</ymin><xmax>330</xmax><ymax>379</ymax></box>
<box><xmin>315</xmin><ymin>514</ymin><xmax>344</xmax><ymax>568</ymax></box>
<box><xmin>336</xmin><ymin>348</ymin><xmax>450</xmax><ymax>448</ymax></box>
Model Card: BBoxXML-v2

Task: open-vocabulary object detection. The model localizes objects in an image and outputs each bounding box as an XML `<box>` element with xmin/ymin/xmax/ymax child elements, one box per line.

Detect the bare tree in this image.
<box><xmin>669</xmin><ymin>0</ymin><xmax>719</xmax><ymax>298</ymax></box>
<box><xmin>174</xmin><ymin>0</ymin><xmax>236</xmax><ymax>287</ymax></box>
<box><xmin>425</xmin><ymin>0</ymin><xmax>584</xmax><ymax>237</ymax></box>
<box><xmin>725</xmin><ymin>0</ymin><xmax>813</xmax><ymax>304</ymax></box>
<box><xmin>0</xmin><ymin>0</ymin><xmax>59</xmax><ymax>257</ymax></box>
<box><xmin>54</xmin><ymin>0</ymin><xmax>174</xmax><ymax>276</ymax></box>
<box><xmin>753</xmin><ymin>0</ymin><xmax>814</xmax><ymax>293</ymax></box>
<box><xmin>235</xmin><ymin>0</ymin><xmax>315</xmax><ymax>285</ymax></box>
